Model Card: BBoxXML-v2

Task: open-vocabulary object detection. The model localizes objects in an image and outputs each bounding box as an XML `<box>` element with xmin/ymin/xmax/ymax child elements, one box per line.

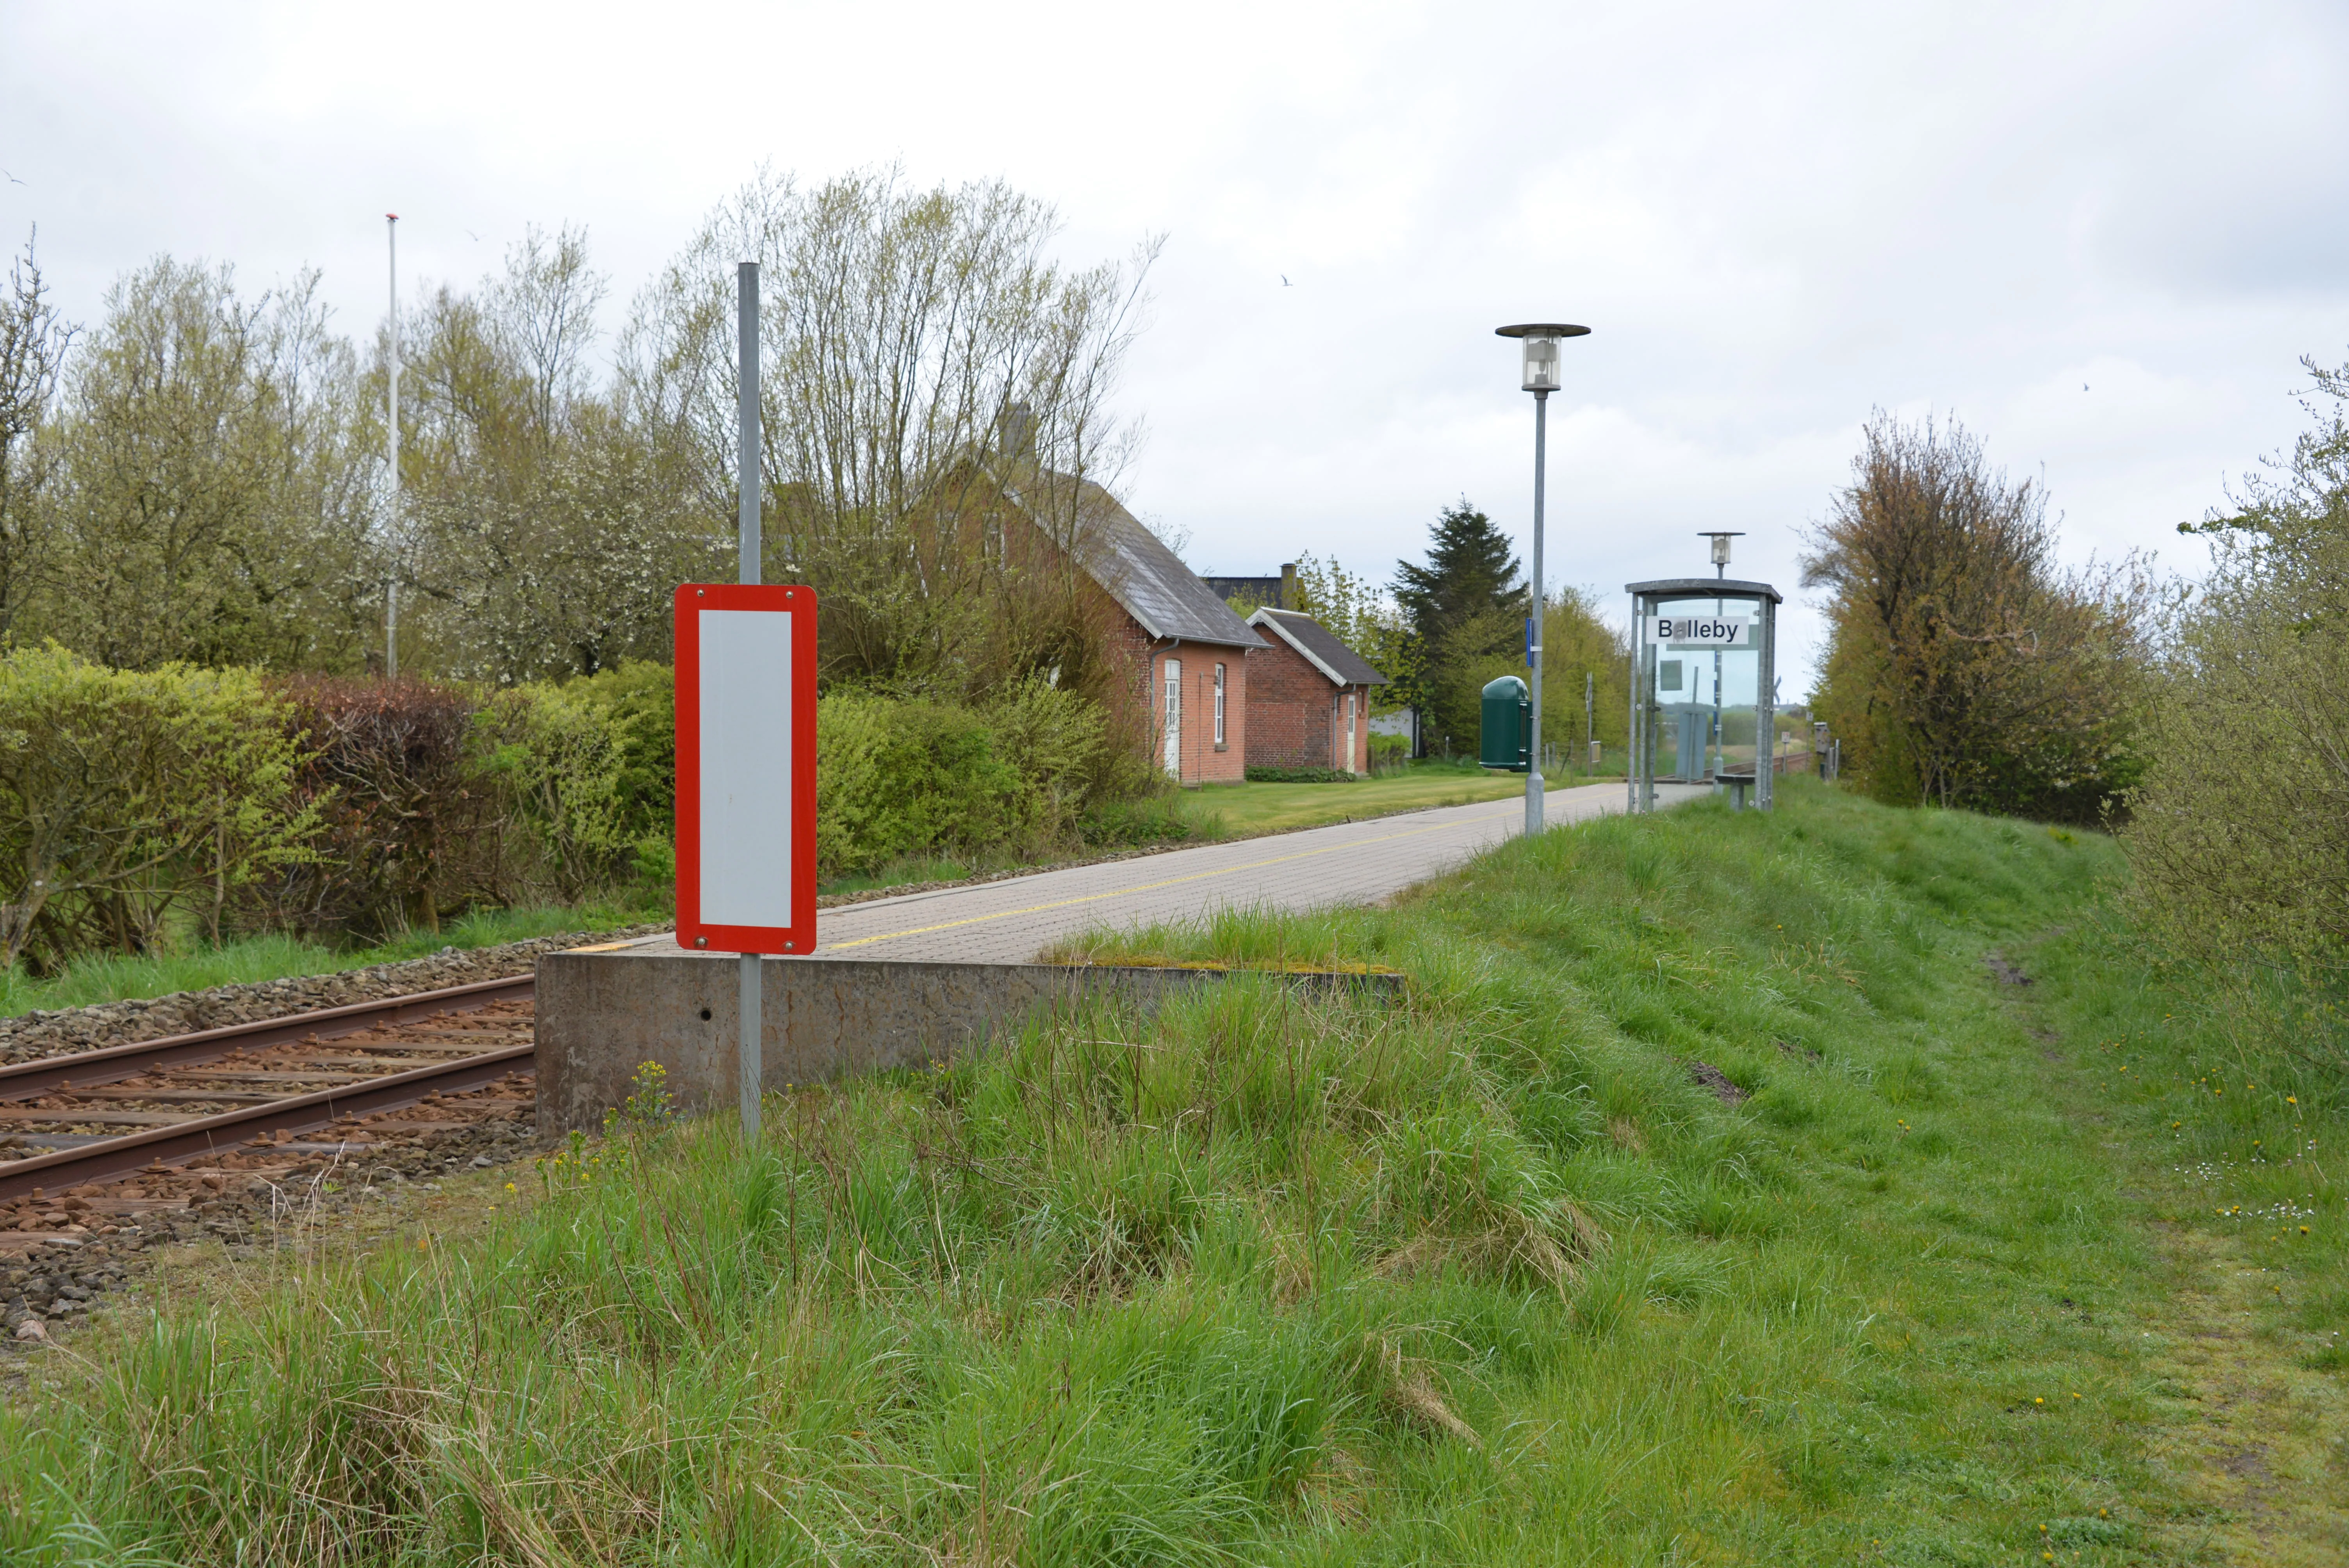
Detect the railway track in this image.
<box><xmin>0</xmin><ymin>976</ymin><xmax>538</xmax><ymax>1208</ymax></box>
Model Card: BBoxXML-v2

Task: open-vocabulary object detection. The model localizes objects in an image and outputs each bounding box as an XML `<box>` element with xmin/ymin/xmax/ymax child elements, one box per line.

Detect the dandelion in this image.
<box><xmin>2034</xmin><ymin>1397</ymin><xmax>2044</xmax><ymax>1405</ymax></box>
<box><xmin>2287</xmin><ymin>1096</ymin><xmax>2297</xmax><ymax>1106</ymax></box>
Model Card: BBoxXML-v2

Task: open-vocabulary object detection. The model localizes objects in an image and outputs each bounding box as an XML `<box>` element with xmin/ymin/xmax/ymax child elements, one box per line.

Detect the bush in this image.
<box><xmin>1367</xmin><ymin>733</ymin><xmax>1410</xmax><ymax>773</ymax></box>
<box><xmin>1079</xmin><ymin>787</ymin><xmax>1195</xmax><ymax>847</ymax></box>
<box><xmin>471</xmin><ymin>684</ymin><xmax>629</xmax><ymax>902</ymax></box>
<box><xmin>2124</xmin><ymin>352</ymin><xmax>2349</xmax><ymax>986</ymax></box>
<box><xmin>0</xmin><ymin>645</ymin><xmax>317</xmax><ymax>972</ymax></box>
<box><xmin>1245</xmin><ymin>766</ymin><xmax>1361</xmax><ymax>784</ymax></box>
<box><xmin>816</xmin><ymin>681</ymin><xmax>1184</xmax><ymax>875</ymax></box>
<box><xmin>256</xmin><ymin>677</ymin><xmax>505</xmax><ymax>942</ymax></box>
<box><xmin>815</xmin><ymin>689</ymin><xmax>1037</xmax><ymax>878</ymax></box>
<box><xmin>560</xmin><ymin>659</ymin><xmax>676</xmax><ymax>846</ymax></box>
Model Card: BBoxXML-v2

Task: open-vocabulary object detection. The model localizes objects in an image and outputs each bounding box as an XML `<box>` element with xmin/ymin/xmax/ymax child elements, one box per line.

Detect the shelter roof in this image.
<box><xmin>1625</xmin><ymin>577</ymin><xmax>1783</xmax><ymax>604</ymax></box>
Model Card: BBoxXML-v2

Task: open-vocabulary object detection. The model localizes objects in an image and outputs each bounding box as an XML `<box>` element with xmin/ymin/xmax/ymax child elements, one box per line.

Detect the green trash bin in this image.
<box><xmin>1479</xmin><ymin>675</ymin><xmax>1530</xmax><ymax>772</ymax></box>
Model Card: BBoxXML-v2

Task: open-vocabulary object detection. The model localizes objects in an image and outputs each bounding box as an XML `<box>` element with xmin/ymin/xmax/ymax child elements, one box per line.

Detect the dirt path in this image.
<box><xmin>2136</xmin><ymin>1223</ymin><xmax>2349</xmax><ymax>1564</ymax></box>
<box><xmin>2001</xmin><ymin>934</ymin><xmax>2349</xmax><ymax>1564</ymax></box>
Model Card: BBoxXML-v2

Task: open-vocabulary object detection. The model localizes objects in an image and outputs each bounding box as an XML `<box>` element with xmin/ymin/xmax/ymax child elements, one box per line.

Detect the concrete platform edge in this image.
<box><xmin>535</xmin><ymin>952</ymin><xmax>1406</xmax><ymax>1137</ymax></box>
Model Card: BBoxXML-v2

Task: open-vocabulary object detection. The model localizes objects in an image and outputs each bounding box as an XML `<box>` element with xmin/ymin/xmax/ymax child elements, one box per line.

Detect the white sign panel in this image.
<box><xmin>1649</xmin><ymin>615</ymin><xmax>1750</xmax><ymax>648</ymax></box>
<box><xmin>698</xmin><ymin>608</ymin><xmax>794</xmax><ymax>926</ymax></box>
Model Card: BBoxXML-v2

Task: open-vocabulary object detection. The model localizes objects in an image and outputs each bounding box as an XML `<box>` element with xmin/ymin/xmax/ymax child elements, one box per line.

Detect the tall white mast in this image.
<box><xmin>385</xmin><ymin>212</ymin><xmax>400</xmax><ymax>680</ymax></box>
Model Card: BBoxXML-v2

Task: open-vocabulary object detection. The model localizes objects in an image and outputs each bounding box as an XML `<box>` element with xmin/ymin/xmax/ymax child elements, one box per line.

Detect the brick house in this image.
<box><xmin>1242</xmin><ymin>607</ymin><xmax>1390</xmax><ymax>775</ymax></box>
<box><xmin>984</xmin><ymin>464</ymin><xmax>1265</xmax><ymax>786</ymax></box>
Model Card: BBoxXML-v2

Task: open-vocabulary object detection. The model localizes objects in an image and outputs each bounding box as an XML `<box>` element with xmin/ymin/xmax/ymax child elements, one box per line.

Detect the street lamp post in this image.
<box><xmin>1697</xmin><ymin>532</ymin><xmax>1743</xmax><ymax>784</ymax></box>
<box><xmin>1495</xmin><ymin>322</ymin><xmax>1590</xmax><ymax>837</ymax></box>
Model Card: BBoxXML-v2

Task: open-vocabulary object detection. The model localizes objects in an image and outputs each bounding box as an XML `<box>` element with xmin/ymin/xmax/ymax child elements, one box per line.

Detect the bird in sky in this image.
<box><xmin>2</xmin><ymin>169</ymin><xmax>25</xmax><ymax>185</ymax></box>
<box><xmin>465</xmin><ymin>229</ymin><xmax>481</xmax><ymax>242</ymax></box>
<box><xmin>2083</xmin><ymin>383</ymin><xmax>2090</xmax><ymax>391</ymax></box>
<box><xmin>1281</xmin><ymin>274</ymin><xmax>1292</xmax><ymax>286</ymax></box>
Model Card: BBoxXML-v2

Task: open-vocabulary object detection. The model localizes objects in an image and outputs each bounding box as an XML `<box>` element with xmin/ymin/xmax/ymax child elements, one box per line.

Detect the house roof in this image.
<box><xmin>996</xmin><ymin>468</ymin><xmax>1266</xmax><ymax>649</ymax></box>
<box><xmin>1246</xmin><ymin>607</ymin><xmax>1389</xmax><ymax>687</ymax></box>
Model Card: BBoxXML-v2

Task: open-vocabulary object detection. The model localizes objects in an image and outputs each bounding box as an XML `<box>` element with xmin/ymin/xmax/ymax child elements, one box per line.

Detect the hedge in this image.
<box><xmin>0</xmin><ymin>650</ymin><xmax>1189</xmax><ymax>966</ymax></box>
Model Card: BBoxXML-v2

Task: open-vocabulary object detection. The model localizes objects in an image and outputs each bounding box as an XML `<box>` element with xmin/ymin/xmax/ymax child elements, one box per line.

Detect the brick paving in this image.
<box><xmin>612</xmin><ymin>779</ymin><xmax>1703</xmax><ymax>967</ymax></box>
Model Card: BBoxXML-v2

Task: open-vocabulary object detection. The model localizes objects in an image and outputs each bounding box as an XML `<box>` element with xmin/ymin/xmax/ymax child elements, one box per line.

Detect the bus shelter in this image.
<box><xmin>1626</xmin><ymin>577</ymin><xmax>1781</xmax><ymax>813</ymax></box>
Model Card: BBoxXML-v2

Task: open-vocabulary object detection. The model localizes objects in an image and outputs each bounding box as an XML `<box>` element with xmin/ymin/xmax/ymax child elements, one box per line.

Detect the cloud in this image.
<box><xmin>4</xmin><ymin>0</ymin><xmax>2346</xmax><ymax>697</ymax></box>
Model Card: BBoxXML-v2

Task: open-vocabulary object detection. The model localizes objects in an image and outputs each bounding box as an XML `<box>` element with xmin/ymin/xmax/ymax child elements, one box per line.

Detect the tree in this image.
<box><xmin>34</xmin><ymin>260</ymin><xmax>380</xmax><ymax>672</ymax></box>
<box><xmin>623</xmin><ymin>167</ymin><xmax>1157</xmax><ymax>696</ymax></box>
<box><xmin>2123</xmin><ymin>352</ymin><xmax>2349</xmax><ymax>986</ymax></box>
<box><xmin>0</xmin><ymin>232</ymin><xmax>74</xmax><ymax>642</ymax></box>
<box><xmin>1279</xmin><ymin>552</ymin><xmax>1418</xmax><ymax>705</ymax></box>
<box><xmin>1393</xmin><ymin>498</ymin><xmax>1526</xmax><ymax>750</ymax></box>
<box><xmin>1802</xmin><ymin>412</ymin><xmax>2152</xmax><ymax>820</ymax></box>
<box><xmin>391</xmin><ymin>225</ymin><xmax>721</xmax><ymax>682</ymax></box>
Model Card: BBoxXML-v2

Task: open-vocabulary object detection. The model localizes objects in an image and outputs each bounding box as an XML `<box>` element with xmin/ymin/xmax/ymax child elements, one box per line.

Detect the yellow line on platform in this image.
<box><xmin>821</xmin><ymin>814</ymin><xmax>1492</xmax><ymax>951</ymax></box>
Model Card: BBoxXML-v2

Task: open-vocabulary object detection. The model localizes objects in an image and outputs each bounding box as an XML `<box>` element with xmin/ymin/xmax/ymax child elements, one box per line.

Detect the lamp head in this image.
<box><xmin>1495</xmin><ymin>323</ymin><xmax>1590</xmax><ymax>393</ymax></box>
<box><xmin>1698</xmin><ymin>531</ymin><xmax>1744</xmax><ymax>570</ymax></box>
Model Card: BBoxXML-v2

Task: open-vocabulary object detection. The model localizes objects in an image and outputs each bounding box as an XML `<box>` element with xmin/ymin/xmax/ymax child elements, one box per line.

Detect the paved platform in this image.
<box><xmin>602</xmin><ymin>779</ymin><xmax>1704</xmax><ymax>967</ymax></box>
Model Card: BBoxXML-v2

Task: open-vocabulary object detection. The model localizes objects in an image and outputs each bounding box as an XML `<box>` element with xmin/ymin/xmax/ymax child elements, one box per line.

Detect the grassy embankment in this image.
<box><xmin>2</xmin><ymin>780</ymin><xmax>2341</xmax><ymax>1563</ymax></box>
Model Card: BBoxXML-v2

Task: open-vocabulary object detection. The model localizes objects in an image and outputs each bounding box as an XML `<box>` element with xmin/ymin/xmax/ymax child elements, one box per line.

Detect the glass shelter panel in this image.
<box><xmin>1626</xmin><ymin>578</ymin><xmax>1780</xmax><ymax>814</ymax></box>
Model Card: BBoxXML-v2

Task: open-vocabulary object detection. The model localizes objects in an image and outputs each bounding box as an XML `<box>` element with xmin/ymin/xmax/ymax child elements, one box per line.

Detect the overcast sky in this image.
<box><xmin>5</xmin><ymin>0</ymin><xmax>2346</xmax><ymax>694</ymax></box>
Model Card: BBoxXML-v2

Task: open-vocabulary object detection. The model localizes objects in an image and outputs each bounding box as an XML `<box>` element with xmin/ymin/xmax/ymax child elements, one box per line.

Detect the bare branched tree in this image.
<box><xmin>624</xmin><ymin>166</ymin><xmax>1158</xmax><ymax>693</ymax></box>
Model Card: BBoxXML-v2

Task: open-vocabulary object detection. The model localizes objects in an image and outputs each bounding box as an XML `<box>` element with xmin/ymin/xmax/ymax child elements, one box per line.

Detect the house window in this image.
<box><xmin>1213</xmin><ymin>663</ymin><xmax>1226</xmax><ymax>748</ymax></box>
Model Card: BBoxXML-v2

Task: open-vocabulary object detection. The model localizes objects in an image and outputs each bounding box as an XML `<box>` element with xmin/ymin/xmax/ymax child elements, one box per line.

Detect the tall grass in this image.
<box><xmin>4</xmin><ymin>779</ymin><xmax>2331</xmax><ymax>1563</ymax></box>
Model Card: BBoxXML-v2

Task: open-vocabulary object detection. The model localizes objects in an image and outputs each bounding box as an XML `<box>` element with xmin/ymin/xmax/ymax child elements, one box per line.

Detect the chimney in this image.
<box><xmin>999</xmin><ymin>402</ymin><xmax>1037</xmax><ymax>460</ymax></box>
<box><xmin>1280</xmin><ymin>561</ymin><xmax>1297</xmax><ymax>611</ymax></box>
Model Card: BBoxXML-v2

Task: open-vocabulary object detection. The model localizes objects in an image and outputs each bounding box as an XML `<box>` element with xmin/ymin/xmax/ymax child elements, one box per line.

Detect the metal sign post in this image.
<box><xmin>670</xmin><ymin>261</ymin><xmax>816</xmax><ymax>1147</ymax></box>
<box><xmin>736</xmin><ymin>261</ymin><xmax>759</xmax><ymax>1145</ymax></box>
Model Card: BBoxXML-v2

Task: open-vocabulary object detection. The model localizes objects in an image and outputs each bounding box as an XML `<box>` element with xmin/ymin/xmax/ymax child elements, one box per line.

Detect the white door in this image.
<box><xmin>1344</xmin><ymin>692</ymin><xmax>1357</xmax><ymax>772</ymax></box>
<box><xmin>1162</xmin><ymin>658</ymin><xmax>1182</xmax><ymax>777</ymax></box>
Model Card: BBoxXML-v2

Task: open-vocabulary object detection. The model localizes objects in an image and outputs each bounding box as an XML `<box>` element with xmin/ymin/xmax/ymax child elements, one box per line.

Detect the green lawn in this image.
<box><xmin>4</xmin><ymin>780</ymin><xmax>2339</xmax><ymax>1563</ymax></box>
<box><xmin>1186</xmin><ymin>761</ymin><xmax>1625</xmax><ymax>837</ymax></box>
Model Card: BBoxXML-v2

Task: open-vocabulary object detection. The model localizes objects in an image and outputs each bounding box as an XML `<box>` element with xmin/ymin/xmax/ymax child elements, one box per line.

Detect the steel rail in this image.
<box><xmin>0</xmin><ymin>974</ymin><xmax>535</xmax><ymax>1104</ymax></box>
<box><xmin>0</xmin><ymin>974</ymin><xmax>539</xmax><ymax>1203</ymax></box>
<box><xmin>0</xmin><ymin>1044</ymin><xmax>532</xmax><ymax>1203</ymax></box>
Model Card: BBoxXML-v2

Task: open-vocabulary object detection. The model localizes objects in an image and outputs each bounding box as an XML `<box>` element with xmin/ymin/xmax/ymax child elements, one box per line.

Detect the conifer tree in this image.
<box><xmin>1392</xmin><ymin>498</ymin><xmax>1525</xmax><ymax>752</ymax></box>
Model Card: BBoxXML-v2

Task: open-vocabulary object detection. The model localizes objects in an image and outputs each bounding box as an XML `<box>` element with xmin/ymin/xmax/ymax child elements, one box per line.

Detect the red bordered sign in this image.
<box><xmin>674</xmin><ymin>583</ymin><xmax>818</xmax><ymax>955</ymax></box>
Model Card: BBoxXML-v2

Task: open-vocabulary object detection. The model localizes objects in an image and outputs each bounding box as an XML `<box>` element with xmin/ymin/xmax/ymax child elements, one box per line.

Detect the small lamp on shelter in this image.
<box><xmin>1698</xmin><ymin>530</ymin><xmax>1744</xmax><ymax>578</ymax></box>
